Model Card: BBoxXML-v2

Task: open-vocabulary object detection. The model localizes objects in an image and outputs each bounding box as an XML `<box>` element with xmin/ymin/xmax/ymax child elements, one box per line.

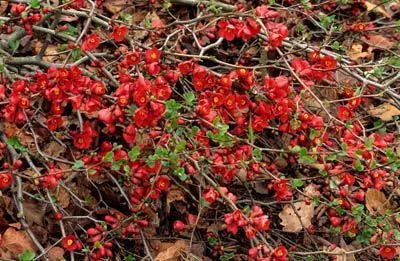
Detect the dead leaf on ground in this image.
<box><xmin>48</xmin><ymin>247</ymin><xmax>65</xmax><ymax>261</ymax></box>
<box><xmin>0</xmin><ymin>1</ymin><xmax>7</xmax><ymax>15</ymax></box>
<box><xmin>322</xmin><ymin>246</ymin><xmax>352</xmax><ymax>261</ymax></box>
<box><xmin>366</xmin><ymin>188</ymin><xmax>390</xmax><ymax>215</ymax></box>
<box><xmin>361</xmin><ymin>34</ymin><xmax>394</xmax><ymax>49</ymax></box>
<box><xmin>32</xmin><ymin>42</ymin><xmax>64</xmax><ymax>63</ymax></box>
<box><xmin>3</xmin><ymin>122</ymin><xmax>37</xmax><ymax>153</ymax></box>
<box><xmin>43</xmin><ymin>141</ymin><xmax>66</xmax><ymax>158</ymax></box>
<box><xmin>23</xmin><ymin>202</ymin><xmax>45</xmax><ymax>226</ymax></box>
<box><xmin>103</xmin><ymin>0</ymin><xmax>133</xmax><ymax>15</ymax></box>
<box><xmin>368</xmin><ymin>103</ymin><xmax>400</xmax><ymax>121</ymax></box>
<box><xmin>348</xmin><ymin>44</ymin><xmax>372</xmax><ymax>61</ymax></box>
<box><xmin>166</xmin><ymin>186</ymin><xmax>186</xmax><ymax>213</ymax></box>
<box><xmin>339</xmin><ymin>238</ymin><xmax>356</xmax><ymax>261</ymax></box>
<box><xmin>155</xmin><ymin>240</ymin><xmax>188</xmax><ymax>261</ymax></box>
<box><xmin>304</xmin><ymin>184</ymin><xmax>320</xmax><ymax>197</ymax></box>
<box><xmin>279</xmin><ymin>202</ymin><xmax>314</xmax><ymax>232</ymax></box>
<box><xmin>57</xmin><ymin>187</ymin><xmax>70</xmax><ymax>208</ymax></box>
<box><xmin>1</xmin><ymin>227</ymin><xmax>37</xmax><ymax>258</ymax></box>
<box><xmin>133</xmin><ymin>12</ymin><xmax>162</xmax><ymax>41</ymax></box>
<box><xmin>365</xmin><ymin>1</ymin><xmax>391</xmax><ymax>18</ymax></box>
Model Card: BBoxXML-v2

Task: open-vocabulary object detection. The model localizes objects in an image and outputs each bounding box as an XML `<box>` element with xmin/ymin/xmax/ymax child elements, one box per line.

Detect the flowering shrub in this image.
<box><xmin>0</xmin><ymin>0</ymin><xmax>399</xmax><ymax>260</ymax></box>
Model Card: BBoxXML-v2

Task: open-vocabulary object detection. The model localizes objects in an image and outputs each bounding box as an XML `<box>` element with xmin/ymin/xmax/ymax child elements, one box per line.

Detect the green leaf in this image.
<box><xmin>165</xmin><ymin>99</ymin><xmax>182</xmax><ymax>119</ymax></box>
<box><xmin>30</xmin><ymin>0</ymin><xmax>40</xmax><ymax>8</ymax></box>
<box><xmin>72</xmin><ymin>160</ymin><xmax>85</xmax><ymax>170</ymax></box>
<box><xmin>364</xmin><ymin>137</ymin><xmax>374</xmax><ymax>149</ymax></box>
<box><xmin>184</xmin><ymin>92</ymin><xmax>195</xmax><ymax>105</ymax></box>
<box><xmin>174</xmin><ymin>167</ymin><xmax>188</xmax><ymax>181</ymax></box>
<box><xmin>71</xmin><ymin>48</ymin><xmax>81</xmax><ymax>62</ymax></box>
<box><xmin>103</xmin><ymin>151</ymin><xmax>114</xmax><ymax>163</ymax></box>
<box><xmin>175</xmin><ymin>140</ymin><xmax>186</xmax><ymax>153</ymax></box>
<box><xmin>7</xmin><ymin>136</ymin><xmax>28</xmax><ymax>152</ymax></box>
<box><xmin>128</xmin><ymin>146</ymin><xmax>140</xmax><ymax>161</ymax></box>
<box><xmin>64</xmin><ymin>24</ymin><xmax>78</xmax><ymax>37</ymax></box>
<box><xmin>325</xmin><ymin>154</ymin><xmax>337</xmax><ymax>161</ymax></box>
<box><xmin>290</xmin><ymin>179</ymin><xmax>305</xmax><ymax>188</ymax></box>
<box><xmin>354</xmin><ymin>159</ymin><xmax>364</xmax><ymax>171</ymax></box>
<box><xmin>252</xmin><ymin>148</ymin><xmax>262</xmax><ymax>161</ymax></box>
<box><xmin>9</xmin><ymin>40</ymin><xmax>20</xmax><ymax>52</ymax></box>
<box><xmin>200</xmin><ymin>198</ymin><xmax>210</xmax><ymax>208</ymax></box>
<box><xmin>18</xmin><ymin>250</ymin><xmax>35</xmax><ymax>261</ymax></box>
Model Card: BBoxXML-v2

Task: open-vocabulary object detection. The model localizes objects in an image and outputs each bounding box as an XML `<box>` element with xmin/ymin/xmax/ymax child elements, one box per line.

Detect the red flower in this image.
<box><xmin>273</xmin><ymin>246</ymin><xmax>288</xmax><ymax>261</ymax></box>
<box><xmin>342</xmin><ymin>172</ymin><xmax>355</xmax><ymax>186</ymax></box>
<box><xmin>125</xmin><ymin>51</ymin><xmax>141</xmax><ymax>66</ymax></box>
<box><xmin>133</xmin><ymin>107</ymin><xmax>149</xmax><ymax>127</ymax></box>
<box><xmin>145</xmin><ymin>48</ymin><xmax>161</xmax><ymax>63</ymax></box>
<box><xmin>152</xmin><ymin>84</ymin><xmax>172</xmax><ymax>101</ymax></box>
<box><xmin>123</xmin><ymin>124</ymin><xmax>136</xmax><ymax>146</ymax></box>
<box><xmin>178</xmin><ymin>61</ymin><xmax>193</xmax><ymax>75</ymax></box>
<box><xmin>203</xmin><ymin>187</ymin><xmax>219</xmax><ymax>204</ymax></box>
<box><xmin>320</xmin><ymin>55</ymin><xmax>337</xmax><ymax>70</ymax></box>
<box><xmin>217</xmin><ymin>20</ymin><xmax>237</xmax><ymax>41</ymax></box>
<box><xmin>61</xmin><ymin>235</ymin><xmax>82</xmax><ymax>252</ymax></box>
<box><xmin>0</xmin><ymin>173</ymin><xmax>13</xmax><ymax>189</ymax></box>
<box><xmin>173</xmin><ymin>220</ymin><xmax>187</xmax><ymax>231</ymax></box>
<box><xmin>46</xmin><ymin>116</ymin><xmax>63</xmax><ymax>131</ymax></box>
<box><xmin>337</xmin><ymin>105</ymin><xmax>353</xmax><ymax>121</ymax></box>
<box><xmin>82</xmin><ymin>33</ymin><xmax>100</xmax><ymax>52</ymax></box>
<box><xmin>73</xmin><ymin>133</ymin><xmax>92</xmax><ymax>149</ymax></box>
<box><xmin>244</xmin><ymin>225</ymin><xmax>257</xmax><ymax>239</ymax></box>
<box><xmin>380</xmin><ymin>246</ymin><xmax>397</xmax><ymax>260</ymax></box>
<box><xmin>272</xmin><ymin>179</ymin><xmax>292</xmax><ymax>201</ymax></box>
<box><xmin>155</xmin><ymin>176</ymin><xmax>170</xmax><ymax>192</ymax></box>
<box><xmin>110</xmin><ymin>25</ymin><xmax>128</xmax><ymax>42</ymax></box>
<box><xmin>255</xmin><ymin>5</ymin><xmax>279</xmax><ymax>18</ymax></box>
<box><xmin>132</xmin><ymin>88</ymin><xmax>149</xmax><ymax>107</ymax></box>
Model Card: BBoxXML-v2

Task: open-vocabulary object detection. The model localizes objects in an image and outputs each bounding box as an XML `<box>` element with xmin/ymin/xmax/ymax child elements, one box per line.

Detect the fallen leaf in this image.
<box><xmin>48</xmin><ymin>247</ymin><xmax>65</xmax><ymax>261</ymax></box>
<box><xmin>2</xmin><ymin>227</ymin><xmax>37</xmax><ymax>258</ymax></box>
<box><xmin>103</xmin><ymin>0</ymin><xmax>133</xmax><ymax>15</ymax></box>
<box><xmin>304</xmin><ymin>184</ymin><xmax>320</xmax><ymax>197</ymax></box>
<box><xmin>0</xmin><ymin>1</ymin><xmax>7</xmax><ymax>15</ymax></box>
<box><xmin>368</xmin><ymin>103</ymin><xmax>400</xmax><ymax>121</ymax></box>
<box><xmin>155</xmin><ymin>240</ymin><xmax>188</xmax><ymax>261</ymax></box>
<box><xmin>23</xmin><ymin>202</ymin><xmax>45</xmax><ymax>226</ymax></box>
<box><xmin>43</xmin><ymin>141</ymin><xmax>66</xmax><ymax>158</ymax></box>
<box><xmin>57</xmin><ymin>187</ymin><xmax>70</xmax><ymax>209</ymax></box>
<box><xmin>166</xmin><ymin>186</ymin><xmax>186</xmax><ymax>213</ymax></box>
<box><xmin>3</xmin><ymin>122</ymin><xmax>36</xmax><ymax>153</ymax></box>
<box><xmin>347</xmin><ymin>44</ymin><xmax>372</xmax><ymax>61</ymax></box>
<box><xmin>279</xmin><ymin>202</ymin><xmax>314</xmax><ymax>232</ymax></box>
<box><xmin>32</xmin><ymin>42</ymin><xmax>63</xmax><ymax>63</ymax></box>
<box><xmin>362</xmin><ymin>34</ymin><xmax>394</xmax><ymax>49</ymax></box>
<box><xmin>339</xmin><ymin>238</ymin><xmax>356</xmax><ymax>261</ymax></box>
<box><xmin>365</xmin><ymin>188</ymin><xmax>390</xmax><ymax>215</ymax></box>
<box><xmin>322</xmin><ymin>246</ymin><xmax>352</xmax><ymax>261</ymax></box>
<box><xmin>365</xmin><ymin>1</ymin><xmax>391</xmax><ymax>18</ymax></box>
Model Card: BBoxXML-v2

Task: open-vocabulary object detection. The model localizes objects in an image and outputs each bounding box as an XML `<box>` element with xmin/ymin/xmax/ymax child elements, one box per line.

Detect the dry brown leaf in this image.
<box><xmin>133</xmin><ymin>12</ymin><xmax>161</xmax><ymax>41</ymax></box>
<box><xmin>23</xmin><ymin>202</ymin><xmax>45</xmax><ymax>226</ymax></box>
<box><xmin>2</xmin><ymin>227</ymin><xmax>37</xmax><ymax>257</ymax></box>
<box><xmin>362</xmin><ymin>34</ymin><xmax>394</xmax><ymax>49</ymax></box>
<box><xmin>48</xmin><ymin>247</ymin><xmax>65</xmax><ymax>261</ymax></box>
<box><xmin>103</xmin><ymin>0</ymin><xmax>133</xmax><ymax>15</ymax></box>
<box><xmin>279</xmin><ymin>202</ymin><xmax>314</xmax><ymax>232</ymax></box>
<box><xmin>348</xmin><ymin>44</ymin><xmax>372</xmax><ymax>61</ymax></box>
<box><xmin>339</xmin><ymin>238</ymin><xmax>356</xmax><ymax>261</ymax></box>
<box><xmin>322</xmin><ymin>246</ymin><xmax>352</xmax><ymax>261</ymax></box>
<box><xmin>57</xmin><ymin>187</ymin><xmax>70</xmax><ymax>208</ymax></box>
<box><xmin>0</xmin><ymin>1</ymin><xmax>8</xmax><ymax>15</ymax></box>
<box><xmin>43</xmin><ymin>141</ymin><xmax>66</xmax><ymax>158</ymax></box>
<box><xmin>155</xmin><ymin>240</ymin><xmax>188</xmax><ymax>261</ymax></box>
<box><xmin>368</xmin><ymin>103</ymin><xmax>400</xmax><ymax>121</ymax></box>
<box><xmin>304</xmin><ymin>184</ymin><xmax>320</xmax><ymax>197</ymax></box>
<box><xmin>365</xmin><ymin>1</ymin><xmax>391</xmax><ymax>18</ymax></box>
<box><xmin>3</xmin><ymin>122</ymin><xmax>36</xmax><ymax>152</ymax></box>
<box><xmin>32</xmin><ymin>42</ymin><xmax>62</xmax><ymax>63</ymax></box>
<box><xmin>166</xmin><ymin>186</ymin><xmax>186</xmax><ymax>213</ymax></box>
<box><xmin>366</xmin><ymin>188</ymin><xmax>390</xmax><ymax>215</ymax></box>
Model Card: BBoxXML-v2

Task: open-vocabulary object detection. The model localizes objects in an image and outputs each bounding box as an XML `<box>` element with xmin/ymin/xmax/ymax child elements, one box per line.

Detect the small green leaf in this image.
<box><xmin>9</xmin><ymin>40</ymin><xmax>20</xmax><ymax>52</ymax></box>
<box><xmin>103</xmin><ymin>151</ymin><xmax>114</xmax><ymax>163</ymax></box>
<box><xmin>290</xmin><ymin>179</ymin><xmax>305</xmax><ymax>188</ymax></box>
<box><xmin>128</xmin><ymin>146</ymin><xmax>140</xmax><ymax>161</ymax></box>
<box><xmin>184</xmin><ymin>92</ymin><xmax>195</xmax><ymax>105</ymax></box>
<box><xmin>7</xmin><ymin>136</ymin><xmax>28</xmax><ymax>152</ymax></box>
<box><xmin>174</xmin><ymin>167</ymin><xmax>188</xmax><ymax>181</ymax></box>
<box><xmin>18</xmin><ymin>250</ymin><xmax>35</xmax><ymax>261</ymax></box>
<box><xmin>72</xmin><ymin>160</ymin><xmax>85</xmax><ymax>170</ymax></box>
<box><xmin>30</xmin><ymin>0</ymin><xmax>40</xmax><ymax>8</ymax></box>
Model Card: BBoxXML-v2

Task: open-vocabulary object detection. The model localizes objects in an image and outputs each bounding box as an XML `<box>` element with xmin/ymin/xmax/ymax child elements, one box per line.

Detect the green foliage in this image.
<box><xmin>7</xmin><ymin>136</ymin><xmax>28</xmax><ymax>152</ymax></box>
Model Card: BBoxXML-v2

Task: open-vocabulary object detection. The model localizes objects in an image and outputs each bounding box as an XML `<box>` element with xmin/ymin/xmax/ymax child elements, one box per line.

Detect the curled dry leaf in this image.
<box><xmin>57</xmin><ymin>187</ymin><xmax>71</xmax><ymax>209</ymax></box>
<box><xmin>368</xmin><ymin>103</ymin><xmax>400</xmax><ymax>121</ymax></box>
<box><xmin>365</xmin><ymin>1</ymin><xmax>391</xmax><ymax>18</ymax></box>
<box><xmin>48</xmin><ymin>247</ymin><xmax>65</xmax><ymax>261</ymax></box>
<box><xmin>0</xmin><ymin>1</ymin><xmax>7</xmax><ymax>15</ymax></box>
<box><xmin>322</xmin><ymin>246</ymin><xmax>352</xmax><ymax>261</ymax></box>
<box><xmin>23</xmin><ymin>202</ymin><xmax>45</xmax><ymax>226</ymax></box>
<box><xmin>104</xmin><ymin>0</ymin><xmax>134</xmax><ymax>15</ymax></box>
<box><xmin>43</xmin><ymin>141</ymin><xmax>66</xmax><ymax>158</ymax></box>
<box><xmin>361</xmin><ymin>34</ymin><xmax>394</xmax><ymax>50</ymax></box>
<box><xmin>1</xmin><ymin>227</ymin><xmax>37</xmax><ymax>258</ymax></box>
<box><xmin>166</xmin><ymin>186</ymin><xmax>186</xmax><ymax>213</ymax></box>
<box><xmin>365</xmin><ymin>188</ymin><xmax>390</xmax><ymax>215</ymax></box>
<box><xmin>279</xmin><ymin>202</ymin><xmax>314</xmax><ymax>232</ymax></box>
<box><xmin>3</xmin><ymin>122</ymin><xmax>36</xmax><ymax>153</ymax></box>
<box><xmin>155</xmin><ymin>240</ymin><xmax>188</xmax><ymax>261</ymax></box>
<box><xmin>304</xmin><ymin>184</ymin><xmax>320</xmax><ymax>198</ymax></box>
<box><xmin>347</xmin><ymin>43</ymin><xmax>372</xmax><ymax>61</ymax></box>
